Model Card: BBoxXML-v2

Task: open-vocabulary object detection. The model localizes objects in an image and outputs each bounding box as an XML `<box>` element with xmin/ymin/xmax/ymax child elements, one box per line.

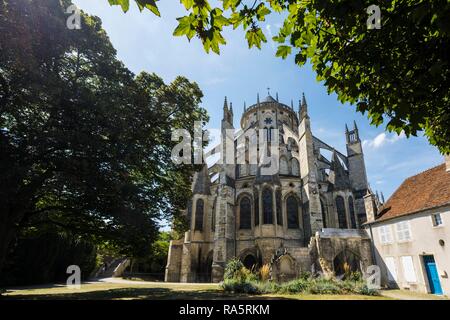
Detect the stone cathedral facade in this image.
<box><xmin>165</xmin><ymin>93</ymin><xmax>374</xmax><ymax>283</ymax></box>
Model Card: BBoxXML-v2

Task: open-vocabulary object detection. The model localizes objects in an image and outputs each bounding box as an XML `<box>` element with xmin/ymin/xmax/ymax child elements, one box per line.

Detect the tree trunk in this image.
<box><xmin>0</xmin><ymin>222</ymin><xmax>15</xmax><ymax>275</ymax></box>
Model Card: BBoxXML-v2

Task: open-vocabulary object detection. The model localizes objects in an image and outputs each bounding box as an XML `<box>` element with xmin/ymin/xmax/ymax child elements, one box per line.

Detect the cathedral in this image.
<box><xmin>165</xmin><ymin>93</ymin><xmax>374</xmax><ymax>283</ymax></box>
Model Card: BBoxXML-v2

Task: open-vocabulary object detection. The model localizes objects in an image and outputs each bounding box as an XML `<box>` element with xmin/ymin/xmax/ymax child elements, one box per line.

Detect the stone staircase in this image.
<box><xmin>96</xmin><ymin>258</ymin><xmax>130</xmax><ymax>278</ymax></box>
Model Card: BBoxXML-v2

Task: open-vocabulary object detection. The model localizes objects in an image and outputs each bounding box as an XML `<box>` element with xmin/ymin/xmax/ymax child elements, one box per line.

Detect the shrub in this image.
<box><xmin>224</xmin><ymin>258</ymin><xmax>245</xmax><ymax>280</ymax></box>
<box><xmin>279</xmin><ymin>278</ymin><xmax>311</xmax><ymax>294</ymax></box>
<box><xmin>309</xmin><ymin>278</ymin><xmax>341</xmax><ymax>295</ymax></box>
<box><xmin>221</xmin><ymin>278</ymin><xmax>260</xmax><ymax>294</ymax></box>
<box><xmin>298</xmin><ymin>271</ymin><xmax>312</xmax><ymax>280</ymax></box>
<box><xmin>349</xmin><ymin>271</ymin><xmax>363</xmax><ymax>282</ymax></box>
<box><xmin>255</xmin><ymin>281</ymin><xmax>281</xmax><ymax>294</ymax></box>
<box><xmin>259</xmin><ymin>264</ymin><xmax>270</xmax><ymax>281</ymax></box>
<box><xmin>354</xmin><ymin>282</ymin><xmax>379</xmax><ymax>296</ymax></box>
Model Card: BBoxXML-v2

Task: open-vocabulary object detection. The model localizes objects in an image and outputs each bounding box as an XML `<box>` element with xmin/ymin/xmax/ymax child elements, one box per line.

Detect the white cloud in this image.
<box><xmin>265</xmin><ymin>24</ymin><xmax>275</xmax><ymax>49</ymax></box>
<box><xmin>362</xmin><ymin>131</ymin><xmax>405</xmax><ymax>149</ymax></box>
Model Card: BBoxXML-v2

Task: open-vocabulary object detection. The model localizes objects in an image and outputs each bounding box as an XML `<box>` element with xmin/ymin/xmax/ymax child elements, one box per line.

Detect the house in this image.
<box><xmin>364</xmin><ymin>157</ymin><xmax>450</xmax><ymax>295</ymax></box>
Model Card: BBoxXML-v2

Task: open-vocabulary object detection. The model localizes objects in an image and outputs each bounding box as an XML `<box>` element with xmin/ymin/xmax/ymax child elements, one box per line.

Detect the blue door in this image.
<box><xmin>423</xmin><ymin>255</ymin><xmax>443</xmax><ymax>295</ymax></box>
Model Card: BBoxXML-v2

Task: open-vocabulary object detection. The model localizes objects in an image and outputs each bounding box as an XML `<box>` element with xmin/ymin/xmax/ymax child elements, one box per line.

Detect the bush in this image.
<box><xmin>221</xmin><ymin>279</ymin><xmax>260</xmax><ymax>294</ymax></box>
<box><xmin>298</xmin><ymin>271</ymin><xmax>312</xmax><ymax>280</ymax></box>
<box><xmin>279</xmin><ymin>278</ymin><xmax>311</xmax><ymax>294</ymax></box>
<box><xmin>309</xmin><ymin>278</ymin><xmax>341</xmax><ymax>295</ymax></box>
<box><xmin>224</xmin><ymin>258</ymin><xmax>245</xmax><ymax>280</ymax></box>
<box><xmin>349</xmin><ymin>271</ymin><xmax>363</xmax><ymax>282</ymax></box>
<box><xmin>221</xmin><ymin>258</ymin><xmax>379</xmax><ymax>297</ymax></box>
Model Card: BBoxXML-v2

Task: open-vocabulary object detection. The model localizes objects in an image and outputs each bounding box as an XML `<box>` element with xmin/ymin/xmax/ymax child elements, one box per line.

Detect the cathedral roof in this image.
<box><xmin>263</xmin><ymin>95</ymin><xmax>277</xmax><ymax>103</ymax></box>
<box><xmin>192</xmin><ymin>165</ymin><xmax>211</xmax><ymax>195</ymax></box>
<box><xmin>372</xmin><ymin>163</ymin><xmax>450</xmax><ymax>223</ymax></box>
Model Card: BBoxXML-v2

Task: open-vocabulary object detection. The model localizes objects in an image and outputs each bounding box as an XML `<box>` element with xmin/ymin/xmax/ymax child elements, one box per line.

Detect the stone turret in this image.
<box><xmin>212</xmin><ymin>96</ymin><xmax>237</xmax><ymax>282</ymax></box>
<box><xmin>363</xmin><ymin>188</ymin><xmax>378</xmax><ymax>223</ymax></box>
<box><xmin>346</xmin><ymin>121</ymin><xmax>369</xmax><ymax>224</ymax></box>
<box><xmin>298</xmin><ymin>93</ymin><xmax>323</xmax><ymax>242</ymax></box>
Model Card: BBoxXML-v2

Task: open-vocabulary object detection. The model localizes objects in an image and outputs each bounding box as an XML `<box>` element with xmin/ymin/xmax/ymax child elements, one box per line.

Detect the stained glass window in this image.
<box><xmin>349</xmin><ymin>196</ymin><xmax>357</xmax><ymax>229</ymax></box>
<box><xmin>195</xmin><ymin>199</ymin><xmax>204</xmax><ymax>231</ymax></box>
<box><xmin>287</xmin><ymin>196</ymin><xmax>299</xmax><ymax>228</ymax></box>
<box><xmin>262</xmin><ymin>188</ymin><xmax>273</xmax><ymax>224</ymax></box>
<box><xmin>336</xmin><ymin>196</ymin><xmax>347</xmax><ymax>229</ymax></box>
<box><xmin>240</xmin><ymin>196</ymin><xmax>252</xmax><ymax>229</ymax></box>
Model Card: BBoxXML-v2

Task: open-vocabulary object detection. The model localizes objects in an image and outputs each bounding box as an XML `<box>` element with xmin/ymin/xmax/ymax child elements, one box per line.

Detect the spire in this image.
<box><xmin>302</xmin><ymin>92</ymin><xmax>307</xmax><ymax>106</ymax></box>
<box><xmin>291</xmin><ymin>99</ymin><xmax>294</xmax><ymax>110</ymax></box>
<box><xmin>229</xmin><ymin>102</ymin><xmax>233</xmax><ymax>114</ymax></box>
<box><xmin>244</xmin><ymin>101</ymin><xmax>247</xmax><ymax>112</ymax></box>
<box><xmin>345</xmin><ymin>124</ymin><xmax>350</xmax><ymax>143</ymax></box>
<box><xmin>300</xmin><ymin>92</ymin><xmax>309</xmax><ymax>120</ymax></box>
<box><xmin>353</xmin><ymin>120</ymin><xmax>359</xmax><ymax>140</ymax></box>
<box><xmin>381</xmin><ymin>192</ymin><xmax>385</xmax><ymax>204</ymax></box>
<box><xmin>276</xmin><ymin>92</ymin><xmax>279</xmax><ymax>102</ymax></box>
<box><xmin>257</xmin><ymin>93</ymin><xmax>260</xmax><ymax>105</ymax></box>
<box><xmin>223</xmin><ymin>96</ymin><xmax>228</xmax><ymax>110</ymax></box>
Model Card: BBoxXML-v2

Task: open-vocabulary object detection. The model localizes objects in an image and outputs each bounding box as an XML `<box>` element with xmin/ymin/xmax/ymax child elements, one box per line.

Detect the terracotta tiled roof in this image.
<box><xmin>374</xmin><ymin>163</ymin><xmax>450</xmax><ymax>223</ymax></box>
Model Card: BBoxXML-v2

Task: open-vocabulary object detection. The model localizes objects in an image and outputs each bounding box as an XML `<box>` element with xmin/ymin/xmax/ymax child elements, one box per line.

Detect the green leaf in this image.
<box><xmin>173</xmin><ymin>15</ymin><xmax>195</xmax><ymax>37</ymax></box>
<box><xmin>136</xmin><ymin>0</ymin><xmax>160</xmax><ymax>16</ymax></box>
<box><xmin>245</xmin><ymin>28</ymin><xmax>267</xmax><ymax>49</ymax></box>
<box><xmin>276</xmin><ymin>45</ymin><xmax>291</xmax><ymax>59</ymax></box>
<box><xmin>180</xmin><ymin>0</ymin><xmax>193</xmax><ymax>10</ymax></box>
<box><xmin>256</xmin><ymin>4</ymin><xmax>271</xmax><ymax>21</ymax></box>
<box><xmin>223</xmin><ymin>0</ymin><xmax>240</xmax><ymax>11</ymax></box>
<box><xmin>108</xmin><ymin>0</ymin><xmax>130</xmax><ymax>12</ymax></box>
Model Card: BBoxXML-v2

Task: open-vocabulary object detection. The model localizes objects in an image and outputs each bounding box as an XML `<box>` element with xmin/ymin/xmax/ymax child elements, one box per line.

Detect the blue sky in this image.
<box><xmin>73</xmin><ymin>0</ymin><xmax>443</xmax><ymax>200</ymax></box>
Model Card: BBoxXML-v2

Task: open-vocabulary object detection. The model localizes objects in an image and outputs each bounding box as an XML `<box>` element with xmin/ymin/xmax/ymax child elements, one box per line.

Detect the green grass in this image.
<box><xmin>1</xmin><ymin>281</ymin><xmax>391</xmax><ymax>300</ymax></box>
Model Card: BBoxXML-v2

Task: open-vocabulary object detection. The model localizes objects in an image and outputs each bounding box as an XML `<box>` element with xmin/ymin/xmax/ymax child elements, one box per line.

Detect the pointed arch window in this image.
<box><xmin>211</xmin><ymin>199</ymin><xmax>216</xmax><ymax>232</ymax></box>
<box><xmin>336</xmin><ymin>196</ymin><xmax>347</xmax><ymax>229</ymax></box>
<box><xmin>320</xmin><ymin>199</ymin><xmax>327</xmax><ymax>228</ymax></box>
<box><xmin>276</xmin><ymin>189</ymin><xmax>282</xmax><ymax>226</ymax></box>
<box><xmin>262</xmin><ymin>187</ymin><xmax>273</xmax><ymax>224</ymax></box>
<box><xmin>287</xmin><ymin>195</ymin><xmax>299</xmax><ymax>228</ymax></box>
<box><xmin>291</xmin><ymin>158</ymin><xmax>300</xmax><ymax>176</ymax></box>
<box><xmin>239</xmin><ymin>196</ymin><xmax>252</xmax><ymax>229</ymax></box>
<box><xmin>195</xmin><ymin>199</ymin><xmax>204</xmax><ymax>231</ymax></box>
<box><xmin>349</xmin><ymin>196</ymin><xmax>357</xmax><ymax>229</ymax></box>
<box><xmin>280</xmin><ymin>157</ymin><xmax>289</xmax><ymax>175</ymax></box>
<box><xmin>254</xmin><ymin>192</ymin><xmax>259</xmax><ymax>225</ymax></box>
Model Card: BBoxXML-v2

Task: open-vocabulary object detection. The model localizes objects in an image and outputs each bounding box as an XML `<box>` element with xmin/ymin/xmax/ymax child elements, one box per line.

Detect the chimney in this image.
<box><xmin>446</xmin><ymin>154</ymin><xmax>450</xmax><ymax>172</ymax></box>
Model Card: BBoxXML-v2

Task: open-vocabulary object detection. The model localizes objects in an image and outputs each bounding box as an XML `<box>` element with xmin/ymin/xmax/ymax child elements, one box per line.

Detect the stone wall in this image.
<box><xmin>164</xmin><ymin>239</ymin><xmax>183</xmax><ymax>282</ymax></box>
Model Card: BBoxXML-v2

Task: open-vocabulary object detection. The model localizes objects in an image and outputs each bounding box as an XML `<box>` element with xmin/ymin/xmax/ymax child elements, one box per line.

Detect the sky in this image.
<box><xmin>73</xmin><ymin>0</ymin><xmax>444</xmax><ymax>201</ymax></box>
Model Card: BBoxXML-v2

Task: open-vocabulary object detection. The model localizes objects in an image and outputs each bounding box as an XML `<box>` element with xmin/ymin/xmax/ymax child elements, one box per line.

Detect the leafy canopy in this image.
<box><xmin>0</xmin><ymin>0</ymin><xmax>208</xmax><ymax>272</ymax></box>
<box><xmin>109</xmin><ymin>0</ymin><xmax>450</xmax><ymax>153</ymax></box>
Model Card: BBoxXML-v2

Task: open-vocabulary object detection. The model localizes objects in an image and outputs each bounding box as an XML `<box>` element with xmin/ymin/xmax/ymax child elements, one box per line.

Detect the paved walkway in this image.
<box><xmin>96</xmin><ymin>277</ymin><xmax>216</xmax><ymax>286</ymax></box>
<box><xmin>380</xmin><ymin>289</ymin><xmax>448</xmax><ymax>300</ymax></box>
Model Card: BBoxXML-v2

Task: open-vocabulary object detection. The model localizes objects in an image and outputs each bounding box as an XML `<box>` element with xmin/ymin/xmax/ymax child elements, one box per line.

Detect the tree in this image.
<box><xmin>107</xmin><ymin>0</ymin><xmax>450</xmax><ymax>154</ymax></box>
<box><xmin>0</xmin><ymin>0</ymin><xmax>208</xmax><ymax>275</ymax></box>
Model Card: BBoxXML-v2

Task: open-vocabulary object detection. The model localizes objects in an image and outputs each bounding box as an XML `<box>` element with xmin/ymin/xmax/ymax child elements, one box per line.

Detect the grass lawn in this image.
<box><xmin>1</xmin><ymin>280</ymin><xmax>391</xmax><ymax>300</ymax></box>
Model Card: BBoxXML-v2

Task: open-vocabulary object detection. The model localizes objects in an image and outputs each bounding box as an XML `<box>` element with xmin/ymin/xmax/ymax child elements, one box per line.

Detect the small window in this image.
<box><xmin>379</xmin><ymin>225</ymin><xmax>393</xmax><ymax>244</ymax></box>
<box><xmin>432</xmin><ymin>213</ymin><xmax>443</xmax><ymax>227</ymax></box>
<box><xmin>396</xmin><ymin>221</ymin><xmax>411</xmax><ymax>242</ymax></box>
<box><xmin>401</xmin><ymin>256</ymin><xmax>417</xmax><ymax>283</ymax></box>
